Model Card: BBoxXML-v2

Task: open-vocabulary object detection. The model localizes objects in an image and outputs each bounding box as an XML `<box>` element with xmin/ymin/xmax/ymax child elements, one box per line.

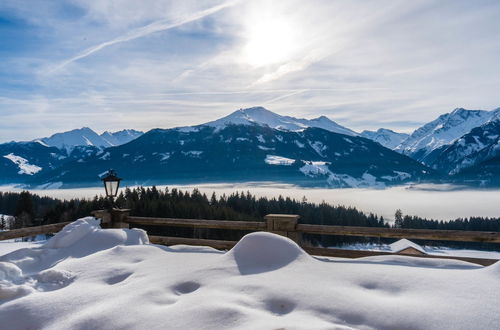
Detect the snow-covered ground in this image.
<box><xmin>338</xmin><ymin>241</ymin><xmax>500</xmax><ymax>260</ymax></box>
<box><xmin>0</xmin><ymin>218</ymin><xmax>499</xmax><ymax>329</ymax></box>
<box><xmin>0</xmin><ymin>239</ymin><xmax>45</xmax><ymax>256</ymax></box>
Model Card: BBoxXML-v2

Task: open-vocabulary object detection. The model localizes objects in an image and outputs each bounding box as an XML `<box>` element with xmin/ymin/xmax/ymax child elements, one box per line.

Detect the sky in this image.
<box><xmin>1</xmin><ymin>0</ymin><xmax>500</xmax><ymax>142</ymax></box>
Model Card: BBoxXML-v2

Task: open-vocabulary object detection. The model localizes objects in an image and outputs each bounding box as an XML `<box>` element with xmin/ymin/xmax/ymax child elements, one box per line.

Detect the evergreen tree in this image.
<box><xmin>394</xmin><ymin>209</ymin><xmax>403</xmax><ymax>228</ymax></box>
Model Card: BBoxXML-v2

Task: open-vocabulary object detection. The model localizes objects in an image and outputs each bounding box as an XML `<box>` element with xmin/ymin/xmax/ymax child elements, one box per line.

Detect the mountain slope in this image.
<box><xmin>202</xmin><ymin>107</ymin><xmax>357</xmax><ymax>136</ymax></box>
<box><xmin>0</xmin><ymin>142</ymin><xmax>66</xmax><ymax>184</ymax></box>
<box><xmin>100</xmin><ymin>129</ymin><xmax>144</xmax><ymax>146</ymax></box>
<box><xmin>395</xmin><ymin>108</ymin><xmax>500</xmax><ymax>164</ymax></box>
<box><xmin>360</xmin><ymin>129</ymin><xmax>409</xmax><ymax>149</ymax></box>
<box><xmin>431</xmin><ymin>117</ymin><xmax>500</xmax><ymax>175</ymax></box>
<box><xmin>29</xmin><ymin>125</ymin><xmax>433</xmax><ymax>188</ymax></box>
<box><xmin>454</xmin><ymin>155</ymin><xmax>500</xmax><ymax>186</ymax></box>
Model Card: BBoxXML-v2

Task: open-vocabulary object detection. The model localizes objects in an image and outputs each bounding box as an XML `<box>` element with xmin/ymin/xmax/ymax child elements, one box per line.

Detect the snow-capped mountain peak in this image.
<box><xmin>395</xmin><ymin>107</ymin><xmax>500</xmax><ymax>163</ymax></box>
<box><xmin>360</xmin><ymin>128</ymin><xmax>409</xmax><ymax>149</ymax></box>
<box><xmin>40</xmin><ymin>127</ymin><xmax>108</xmax><ymax>152</ymax></box>
<box><xmin>203</xmin><ymin>107</ymin><xmax>357</xmax><ymax>136</ymax></box>
<box><xmin>38</xmin><ymin>128</ymin><xmax>144</xmax><ymax>153</ymax></box>
<box><xmin>100</xmin><ymin>129</ymin><xmax>144</xmax><ymax>147</ymax></box>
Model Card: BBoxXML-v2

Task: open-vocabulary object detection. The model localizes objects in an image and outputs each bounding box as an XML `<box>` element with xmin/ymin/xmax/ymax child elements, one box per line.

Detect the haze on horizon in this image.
<box><xmin>1</xmin><ymin>0</ymin><xmax>500</xmax><ymax>142</ymax></box>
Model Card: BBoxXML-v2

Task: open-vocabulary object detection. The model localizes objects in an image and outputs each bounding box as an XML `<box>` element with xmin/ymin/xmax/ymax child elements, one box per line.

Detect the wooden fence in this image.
<box><xmin>1</xmin><ymin>210</ymin><xmax>499</xmax><ymax>266</ymax></box>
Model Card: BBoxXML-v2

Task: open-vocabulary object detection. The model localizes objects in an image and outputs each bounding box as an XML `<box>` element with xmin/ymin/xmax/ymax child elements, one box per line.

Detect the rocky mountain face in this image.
<box><xmin>394</xmin><ymin>108</ymin><xmax>500</xmax><ymax>164</ymax></box>
<box><xmin>431</xmin><ymin>118</ymin><xmax>500</xmax><ymax>175</ymax></box>
<box><xmin>360</xmin><ymin>129</ymin><xmax>409</xmax><ymax>149</ymax></box>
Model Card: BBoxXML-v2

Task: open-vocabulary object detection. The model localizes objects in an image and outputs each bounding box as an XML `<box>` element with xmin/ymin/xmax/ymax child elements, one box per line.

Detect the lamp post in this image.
<box><xmin>100</xmin><ymin>169</ymin><xmax>122</xmax><ymax>208</ymax></box>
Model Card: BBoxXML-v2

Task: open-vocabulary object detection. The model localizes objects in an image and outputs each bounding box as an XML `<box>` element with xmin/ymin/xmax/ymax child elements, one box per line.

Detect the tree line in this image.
<box><xmin>0</xmin><ymin>188</ymin><xmax>498</xmax><ymax>249</ymax></box>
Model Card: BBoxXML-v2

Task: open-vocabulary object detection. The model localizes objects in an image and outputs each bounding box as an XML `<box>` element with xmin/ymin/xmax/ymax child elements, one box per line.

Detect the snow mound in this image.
<box><xmin>356</xmin><ymin>255</ymin><xmax>481</xmax><ymax>269</ymax></box>
<box><xmin>0</xmin><ymin>261</ymin><xmax>34</xmax><ymax>300</ymax></box>
<box><xmin>42</xmin><ymin>217</ymin><xmax>149</xmax><ymax>255</ymax></box>
<box><xmin>482</xmin><ymin>260</ymin><xmax>500</xmax><ymax>275</ymax></box>
<box><xmin>44</xmin><ymin>217</ymin><xmax>99</xmax><ymax>248</ymax></box>
<box><xmin>0</xmin><ymin>217</ymin><xmax>149</xmax><ymax>303</ymax></box>
<box><xmin>225</xmin><ymin>232</ymin><xmax>310</xmax><ymax>275</ymax></box>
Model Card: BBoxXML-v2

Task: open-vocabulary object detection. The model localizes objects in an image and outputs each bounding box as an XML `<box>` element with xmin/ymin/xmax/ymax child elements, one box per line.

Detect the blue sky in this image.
<box><xmin>1</xmin><ymin>0</ymin><xmax>500</xmax><ymax>142</ymax></box>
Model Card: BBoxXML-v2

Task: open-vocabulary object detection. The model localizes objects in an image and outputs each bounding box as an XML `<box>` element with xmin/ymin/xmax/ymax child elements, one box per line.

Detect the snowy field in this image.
<box><xmin>338</xmin><ymin>242</ymin><xmax>500</xmax><ymax>260</ymax></box>
<box><xmin>1</xmin><ymin>218</ymin><xmax>499</xmax><ymax>329</ymax></box>
<box><xmin>2</xmin><ymin>183</ymin><xmax>500</xmax><ymax>221</ymax></box>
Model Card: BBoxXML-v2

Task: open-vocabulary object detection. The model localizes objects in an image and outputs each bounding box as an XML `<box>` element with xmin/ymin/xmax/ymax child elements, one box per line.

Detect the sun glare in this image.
<box><xmin>243</xmin><ymin>16</ymin><xmax>298</xmax><ymax>67</ymax></box>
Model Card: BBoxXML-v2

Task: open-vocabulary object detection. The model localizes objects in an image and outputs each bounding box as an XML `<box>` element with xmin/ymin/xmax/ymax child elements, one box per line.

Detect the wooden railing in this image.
<box><xmin>120</xmin><ymin>212</ymin><xmax>499</xmax><ymax>266</ymax></box>
<box><xmin>1</xmin><ymin>210</ymin><xmax>499</xmax><ymax>266</ymax></box>
<box><xmin>0</xmin><ymin>222</ymin><xmax>71</xmax><ymax>241</ymax></box>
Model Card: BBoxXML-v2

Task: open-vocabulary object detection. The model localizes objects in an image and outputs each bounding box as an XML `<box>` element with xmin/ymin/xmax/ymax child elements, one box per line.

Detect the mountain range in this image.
<box><xmin>38</xmin><ymin>128</ymin><xmax>143</xmax><ymax>152</ymax></box>
<box><xmin>1</xmin><ymin>106</ymin><xmax>499</xmax><ymax>188</ymax></box>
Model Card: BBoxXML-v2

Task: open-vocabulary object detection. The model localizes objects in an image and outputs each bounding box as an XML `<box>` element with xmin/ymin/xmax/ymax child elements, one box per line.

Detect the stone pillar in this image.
<box><xmin>91</xmin><ymin>209</ymin><xmax>111</xmax><ymax>228</ymax></box>
<box><xmin>91</xmin><ymin>209</ymin><xmax>130</xmax><ymax>229</ymax></box>
<box><xmin>264</xmin><ymin>214</ymin><xmax>302</xmax><ymax>244</ymax></box>
<box><xmin>110</xmin><ymin>208</ymin><xmax>131</xmax><ymax>229</ymax></box>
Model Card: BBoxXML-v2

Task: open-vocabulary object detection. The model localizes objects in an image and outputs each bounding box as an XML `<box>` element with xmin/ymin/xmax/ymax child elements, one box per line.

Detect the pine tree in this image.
<box><xmin>394</xmin><ymin>209</ymin><xmax>403</xmax><ymax>228</ymax></box>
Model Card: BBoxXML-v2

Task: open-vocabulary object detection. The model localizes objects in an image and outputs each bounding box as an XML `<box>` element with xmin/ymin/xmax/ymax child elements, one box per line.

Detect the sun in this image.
<box><xmin>242</xmin><ymin>15</ymin><xmax>298</xmax><ymax>67</ymax></box>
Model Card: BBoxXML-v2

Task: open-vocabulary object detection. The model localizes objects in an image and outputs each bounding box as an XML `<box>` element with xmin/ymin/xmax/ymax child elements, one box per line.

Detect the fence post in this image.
<box><xmin>264</xmin><ymin>214</ymin><xmax>302</xmax><ymax>245</ymax></box>
<box><xmin>91</xmin><ymin>209</ymin><xmax>130</xmax><ymax>229</ymax></box>
<box><xmin>110</xmin><ymin>209</ymin><xmax>131</xmax><ymax>229</ymax></box>
<box><xmin>91</xmin><ymin>210</ymin><xmax>111</xmax><ymax>228</ymax></box>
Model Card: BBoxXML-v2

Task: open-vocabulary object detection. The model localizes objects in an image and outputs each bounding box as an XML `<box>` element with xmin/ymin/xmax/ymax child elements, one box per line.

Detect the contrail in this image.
<box><xmin>49</xmin><ymin>0</ymin><xmax>239</xmax><ymax>73</ymax></box>
<box><xmin>264</xmin><ymin>89</ymin><xmax>308</xmax><ymax>104</ymax></box>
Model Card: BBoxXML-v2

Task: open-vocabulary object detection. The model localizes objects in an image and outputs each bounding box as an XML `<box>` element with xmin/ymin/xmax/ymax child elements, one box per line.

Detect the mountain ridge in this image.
<box><xmin>2</xmin><ymin>106</ymin><xmax>500</xmax><ymax>188</ymax></box>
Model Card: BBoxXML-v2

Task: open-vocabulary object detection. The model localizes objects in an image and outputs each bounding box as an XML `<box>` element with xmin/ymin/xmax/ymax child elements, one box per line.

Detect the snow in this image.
<box><xmin>99</xmin><ymin>152</ymin><xmax>111</xmax><ymax>160</ymax></box>
<box><xmin>309</xmin><ymin>141</ymin><xmax>327</xmax><ymax>157</ymax></box>
<box><xmin>176</xmin><ymin>126</ymin><xmax>200</xmax><ymax>133</ymax></box>
<box><xmin>294</xmin><ymin>140</ymin><xmax>305</xmax><ymax>148</ymax></box>
<box><xmin>40</xmin><ymin>127</ymin><xmax>110</xmax><ymax>152</ymax></box>
<box><xmin>0</xmin><ymin>218</ymin><xmax>499</xmax><ymax>329</ymax></box>
<box><xmin>33</xmin><ymin>139</ymin><xmax>49</xmax><ymax>147</ymax></box>
<box><xmin>327</xmin><ymin>173</ymin><xmax>386</xmax><ymax>189</ymax></box>
<box><xmin>158</xmin><ymin>152</ymin><xmax>171</xmax><ymax>161</ymax></box>
<box><xmin>338</xmin><ymin>242</ymin><xmax>500</xmax><ymax>260</ymax></box>
<box><xmin>182</xmin><ymin>151</ymin><xmax>203</xmax><ymax>158</ymax></box>
<box><xmin>40</xmin><ymin>128</ymin><xmax>143</xmax><ymax>152</ymax></box>
<box><xmin>101</xmin><ymin>129</ymin><xmax>143</xmax><ymax>146</ymax></box>
<box><xmin>299</xmin><ymin>161</ymin><xmax>331</xmax><ymax>176</ymax></box>
<box><xmin>381</xmin><ymin>171</ymin><xmax>412</xmax><ymax>182</ymax></box>
<box><xmin>203</xmin><ymin>107</ymin><xmax>357</xmax><ymax>136</ymax></box>
<box><xmin>0</xmin><ymin>241</ymin><xmax>44</xmax><ymax>256</ymax></box>
<box><xmin>265</xmin><ymin>155</ymin><xmax>295</xmax><ymax>166</ymax></box>
<box><xmin>360</xmin><ymin>129</ymin><xmax>409</xmax><ymax>149</ymax></box>
<box><xmin>3</xmin><ymin>153</ymin><xmax>42</xmax><ymax>175</ymax></box>
<box><xmin>396</xmin><ymin>108</ymin><xmax>500</xmax><ymax>160</ymax></box>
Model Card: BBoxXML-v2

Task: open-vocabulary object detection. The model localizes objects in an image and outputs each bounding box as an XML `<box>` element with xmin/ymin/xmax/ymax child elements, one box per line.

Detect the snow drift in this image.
<box><xmin>0</xmin><ymin>218</ymin><xmax>499</xmax><ymax>329</ymax></box>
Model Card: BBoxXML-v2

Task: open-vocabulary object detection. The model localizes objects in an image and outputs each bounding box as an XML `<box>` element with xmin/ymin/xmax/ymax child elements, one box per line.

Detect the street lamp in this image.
<box><xmin>100</xmin><ymin>169</ymin><xmax>122</xmax><ymax>207</ymax></box>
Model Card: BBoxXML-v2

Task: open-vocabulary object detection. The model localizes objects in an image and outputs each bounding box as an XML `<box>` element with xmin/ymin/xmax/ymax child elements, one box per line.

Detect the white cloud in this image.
<box><xmin>1</xmin><ymin>0</ymin><xmax>500</xmax><ymax>142</ymax></box>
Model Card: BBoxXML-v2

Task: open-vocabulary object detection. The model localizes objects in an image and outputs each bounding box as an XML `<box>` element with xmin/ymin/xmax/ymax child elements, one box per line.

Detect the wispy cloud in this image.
<box><xmin>48</xmin><ymin>0</ymin><xmax>239</xmax><ymax>73</ymax></box>
<box><xmin>2</xmin><ymin>0</ymin><xmax>500</xmax><ymax>142</ymax></box>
